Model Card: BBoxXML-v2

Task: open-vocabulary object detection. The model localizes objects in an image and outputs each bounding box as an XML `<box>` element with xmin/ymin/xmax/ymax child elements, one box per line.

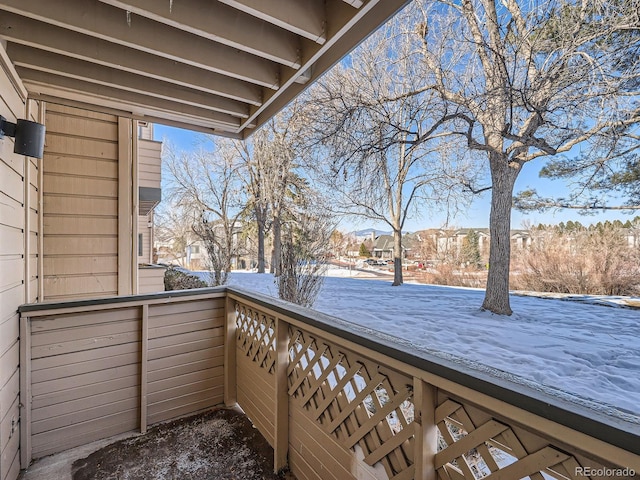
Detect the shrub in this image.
<box><xmin>164</xmin><ymin>266</ymin><xmax>208</xmax><ymax>291</ymax></box>
<box><xmin>510</xmin><ymin>226</ymin><xmax>640</xmax><ymax>296</ymax></box>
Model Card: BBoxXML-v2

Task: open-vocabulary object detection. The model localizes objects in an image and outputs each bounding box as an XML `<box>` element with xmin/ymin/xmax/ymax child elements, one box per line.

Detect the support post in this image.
<box><xmin>414</xmin><ymin>378</ymin><xmax>437</xmax><ymax>480</ymax></box>
<box><xmin>140</xmin><ymin>303</ymin><xmax>149</xmax><ymax>433</ymax></box>
<box><xmin>131</xmin><ymin>121</ymin><xmax>139</xmax><ymax>294</ymax></box>
<box><xmin>19</xmin><ymin>316</ymin><xmax>32</xmax><ymax>468</ymax></box>
<box><xmin>117</xmin><ymin>117</ymin><xmax>133</xmax><ymax>295</ymax></box>
<box><xmin>224</xmin><ymin>295</ymin><xmax>237</xmax><ymax>407</ymax></box>
<box><xmin>274</xmin><ymin>317</ymin><xmax>290</xmax><ymax>472</ymax></box>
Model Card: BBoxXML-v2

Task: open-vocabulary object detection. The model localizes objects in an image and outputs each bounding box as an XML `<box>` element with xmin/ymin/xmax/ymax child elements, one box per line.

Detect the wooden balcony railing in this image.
<box><xmin>18</xmin><ymin>287</ymin><xmax>640</xmax><ymax>480</ymax></box>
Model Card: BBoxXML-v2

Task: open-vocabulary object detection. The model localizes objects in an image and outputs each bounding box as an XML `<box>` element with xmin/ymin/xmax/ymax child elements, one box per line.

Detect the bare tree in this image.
<box><xmin>233</xmin><ymin>139</ymin><xmax>270</xmax><ymax>273</ymax></box>
<box><xmin>233</xmin><ymin>107</ymin><xmax>308</xmax><ymax>277</ymax></box>
<box><xmin>307</xmin><ymin>15</ymin><xmax>477</xmax><ymax>286</ymax></box>
<box><xmin>154</xmin><ymin>201</ymin><xmax>199</xmax><ymax>267</ymax></box>
<box><xmin>414</xmin><ymin>0</ymin><xmax>640</xmax><ymax>314</ymax></box>
<box><xmin>276</xmin><ymin>191</ymin><xmax>333</xmax><ymax>307</ymax></box>
<box><xmin>166</xmin><ymin>139</ymin><xmax>247</xmax><ymax>285</ymax></box>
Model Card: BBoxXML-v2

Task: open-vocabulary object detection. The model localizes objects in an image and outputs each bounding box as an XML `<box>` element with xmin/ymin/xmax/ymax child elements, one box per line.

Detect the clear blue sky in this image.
<box><xmin>155</xmin><ymin>124</ymin><xmax>635</xmax><ymax>232</ymax></box>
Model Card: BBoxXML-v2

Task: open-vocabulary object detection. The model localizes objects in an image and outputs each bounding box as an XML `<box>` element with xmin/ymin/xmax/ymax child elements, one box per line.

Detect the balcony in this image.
<box><xmin>137</xmin><ymin>138</ymin><xmax>162</xmax><ymax>216</ymax></box>
<box><xmin>17</xmin><ymin>287</ymin><xmax>640</xmax><ymax>480</ymax></box>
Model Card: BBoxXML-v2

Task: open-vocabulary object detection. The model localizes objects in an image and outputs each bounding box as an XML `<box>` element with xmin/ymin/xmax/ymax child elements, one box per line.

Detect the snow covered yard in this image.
<box><xmin>195</xmin><ymin>270</ymin><xmax>640</xmax><ymax>424</ymax></box>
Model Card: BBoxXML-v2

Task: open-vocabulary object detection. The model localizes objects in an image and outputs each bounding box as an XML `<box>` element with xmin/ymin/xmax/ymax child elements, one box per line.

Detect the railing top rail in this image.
<box><xmin>18</xmin><ymin>285</ymin><xmax>640</xmax><ymax>457</ymax></box>
<box><xmin>18</xmin><ymin>287</ymin><xmax>227</xmax><ymax>314</ymax></box>
<box><xmin>227</xmin><ymin>286</ymin><xmax>640</xmax><ymax>457</ymax></box>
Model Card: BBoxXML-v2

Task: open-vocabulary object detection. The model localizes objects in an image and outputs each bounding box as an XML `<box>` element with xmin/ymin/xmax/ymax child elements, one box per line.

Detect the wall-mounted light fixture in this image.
<box><xmin>0</xmin><ymin>115</ymin><xmax>46</xmax><ymax>159</ymax></box>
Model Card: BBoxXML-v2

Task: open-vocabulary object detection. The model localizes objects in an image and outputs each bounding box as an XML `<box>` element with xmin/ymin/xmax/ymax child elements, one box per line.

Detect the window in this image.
<box><xmin>138</xmin><ymin>233</ymin><xmax>143</xmax><ymax>257</ymax></box>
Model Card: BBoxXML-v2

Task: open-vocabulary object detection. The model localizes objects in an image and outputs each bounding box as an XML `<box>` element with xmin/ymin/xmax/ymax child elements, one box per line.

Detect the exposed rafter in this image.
<box><xmin>9</xmin><ymin>44</ymin><xmax>250</xmax><ymax>119</ymax></box>
<box><xmin>0</xmin><ymin>13</ymin><xmax>264</xmax><ymax>106</ymax></box>
<box><xmin>98</xmin><ymin>0</ymin><xmax>302</xmax><ymax>68</ymax></box>
<box><xmin>0</xmin><ymin>0</ymin><xmax>410</xmax><ymax>137</ymax></box>
<box><xmin>218</xmin><ymin>0</ymin><xmax>327</xmax><ymax>44</ymax></box>
<box><xmin>19</xmin><ymin>68</ymin><xmax>245</xmax><ymax>130</ymax></box>
<box><xmin>0</xmin><ymin>0</ymin><xmax>282</xmax><ymax>88</ymax></box>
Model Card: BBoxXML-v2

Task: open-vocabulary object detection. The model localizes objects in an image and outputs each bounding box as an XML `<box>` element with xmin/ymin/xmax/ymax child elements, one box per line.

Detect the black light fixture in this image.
<box><xmin>0</xmin><ymin>115</ymin><xmax>46</xmax><ymax>159</ymax></box>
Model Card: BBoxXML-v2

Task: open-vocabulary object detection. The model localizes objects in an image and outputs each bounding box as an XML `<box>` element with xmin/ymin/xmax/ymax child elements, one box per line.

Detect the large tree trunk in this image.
<box><xmin>482</xmin><ymin>155</ymin><xmax>519</xmax><ymax>315</ymax></box>
<box><xmin>256</xmin><ymin>220</ymin><xmax>265</xmax><ymax>273</ymax></box>
<box><xmin>271</xmin><ymin>215</ymin><xmax>282</xmax><ymax>277</ymax></box>
<box><xmin>392</xmin><ymin>228</ymin><xmax>403</xmax><ymax>286</ymax></box>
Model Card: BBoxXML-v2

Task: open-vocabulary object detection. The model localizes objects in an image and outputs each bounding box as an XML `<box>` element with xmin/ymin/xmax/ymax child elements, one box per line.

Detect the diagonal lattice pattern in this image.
<box><xmin>287</xmin><ymin>327</ymin><xmax>416</xmax><ymax>480</ymax></box>
<box><xmin>233</xmin><ymin>302</ymin><xmax>607</xmax><ymax>480</ymax></box>
<box><xmin>235</xmin><ymin>302</ymin><xmax>276</xmax><ymax>374</ymax></box>
<box><xmin>435</xmin><ymin>398</ymin><xmax>590</xmax><ymax>480</ymax></box>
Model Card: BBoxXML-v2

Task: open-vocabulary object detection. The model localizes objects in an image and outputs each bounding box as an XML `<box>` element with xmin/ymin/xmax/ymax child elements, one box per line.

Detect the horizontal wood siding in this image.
<box><xmin>289</xmin><ymin>403</ymin><xmax>358</xmax><ymax>480</ymax></box>
<box><xmin>138</xmin><ymin>139</ymin><xmax>161</xmax><ymax>190</ymax></box>
<box><xmin>22</xmin><ymin>291</ymin><xmax>227</xmax><ymax>464</ymax></box>
<box><xmin>147</xmin><ymin>298</ymin><xmax>225</xmax><ymax>424</ymax></box>
<box><xmin>29</xmin><ymin>307</ymin><xmax>141</xmax><ymax>458</ymax></box>
<box><xmin>42</xmin><ymin>104</ymin><xmax>119</xmax><ymax>301</ymax></box>
<box><xmin>138</xmin><ymin>266</ymin><xmax>165</xmax><ymax>294</ymax></box>
<box><xmin>0</xmin><ymin>47</ymin><xmax>26</xmax><ymax>480</ymax></box>
<box><xmin>237</xmin><ymin>352</ymin><xmax>276</xmax><ymax>446</ymax></box>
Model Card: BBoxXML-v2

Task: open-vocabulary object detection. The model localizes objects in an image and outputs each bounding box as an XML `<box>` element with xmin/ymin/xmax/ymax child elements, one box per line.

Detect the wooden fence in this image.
<box><xmin>226</xmin><ymin>288</ymin><xmax>640</xmax><ymax>480</ymax></box>
<box><xmin>19</xmin><ymin>289</ymin><xmax>226</xmax><ymax>464</ymax></box>
<box><xmin>18</xmin><ymin>287</ymin><xmax>640</xmax><ymax>480</ymax></box>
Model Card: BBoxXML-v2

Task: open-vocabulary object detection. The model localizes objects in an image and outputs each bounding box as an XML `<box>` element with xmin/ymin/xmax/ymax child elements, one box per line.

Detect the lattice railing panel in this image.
<box><xmin>288</xmin><ymin>326</ymin><xmax>416</xmax><ymax>480</ymax></box>
<box><xmin>434</xmin><ymin>397</ymin><xmax>592</xmax><ymax>480</ymax></box>
<box><xmin>235</xmin><ymin>302</ymin><xmax>276</xmax><ymax>374</ymax></box>
<box><xmin>230</xmin><ymin>299</ymin><xmax>628</xmax><ymax>480</ymax></box>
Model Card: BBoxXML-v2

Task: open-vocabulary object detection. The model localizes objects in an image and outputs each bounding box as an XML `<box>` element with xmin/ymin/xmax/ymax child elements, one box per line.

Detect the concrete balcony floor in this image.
<box><xmin>19</xmin><ymin>408</ymin><xmax>295</xmax><ymax>480</ymax></box>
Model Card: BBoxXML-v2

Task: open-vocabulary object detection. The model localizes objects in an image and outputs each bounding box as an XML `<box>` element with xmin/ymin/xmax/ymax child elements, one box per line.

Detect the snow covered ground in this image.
<box><xmin>193</xmin><ymin>268</ymin><xmax>640</xmax><ymax>423</ymax></box>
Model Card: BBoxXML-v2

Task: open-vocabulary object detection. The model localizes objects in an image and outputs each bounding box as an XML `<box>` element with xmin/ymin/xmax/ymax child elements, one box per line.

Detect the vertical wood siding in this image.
<box><xmin>138</xmin><ymin>215</ymin><xmax>151</xmax><ymax>262</ymax></box>
<box><xmin>42</xmin><ymin>104</ymin><xmax>120</xmax><ymax>301</ymax></box>
<box><xmin>0</xmin><ymin>48</ymin><xmax>26</xmax><ymax>480</ymax></box>
<box><xmin>21</xmin><ymin>293</ymin><xmax>226</xmax><ymax>462</ymax></box>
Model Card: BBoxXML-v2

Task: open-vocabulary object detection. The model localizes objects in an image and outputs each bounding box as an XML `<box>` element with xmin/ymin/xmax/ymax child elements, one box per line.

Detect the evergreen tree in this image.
<box><xmin>358</xmin><ymin>242</ymin><xmax>371</xmax><ymax>257</ymax></box>
<box><xmin>461</xmin><ymin>230</ymin><xmax>482</xmax><ymax>269</ymax></box>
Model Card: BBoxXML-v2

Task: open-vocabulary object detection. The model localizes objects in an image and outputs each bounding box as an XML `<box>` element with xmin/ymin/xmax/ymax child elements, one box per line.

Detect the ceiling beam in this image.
<box><xmin>27</xmin><ymin>93</ymin><xmax>245</xmax><ymax>138</ymax></box>
<box><xmin>0</xmin><ymin>0</ymin><xmax>282</xmax><ymax>88</ymax></box>
<box><xmin>241</xmin><ymin>0</ymin><xmax>373</xmax><ymax>132</ymax></box>
<box><xmin>219</xmin><ymin>0</ymin><xmax>327</xmax><ymax>45</ymax></box>
<box><xmin>0</xmin><ymin>12</ymin><xmax>264</xmax><ymax>106</ymax></box>
<box><xmin>18</xmin><ymin>67</ymin><xmax>245</xmax><ymax>130</ymax></box>
<box><xmin>8</xmin><ymin>44</ymin><xmax>250</xmax><ymax>119</ymax></box>
<box><xmin>242</xmin><ymin>0</ymin><xmax>410</xmax><ymax>137</ymax></box>
<box><xmin>98</xmin><ymin>0</ymin><xmax>302</xmax><ymax>68</ymax></box>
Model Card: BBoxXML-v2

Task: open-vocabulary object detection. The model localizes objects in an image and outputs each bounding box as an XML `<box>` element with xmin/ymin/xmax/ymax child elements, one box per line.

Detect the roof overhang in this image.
<box><xmin>0</xmin><ymin>0</ymin><xmax>410</xmax><ymax>138</ymax></box>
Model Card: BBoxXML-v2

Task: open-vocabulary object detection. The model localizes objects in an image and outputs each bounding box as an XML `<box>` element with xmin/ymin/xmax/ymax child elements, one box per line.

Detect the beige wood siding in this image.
<box><xmin>42</xmin><ymin>104</ymin><xmax>120</xmax><ymax>301</ymax></box>
<box><xmin>20</xmin><ymin>293</ymin><xmax>226</xmax><ymax>463</ymax></box>
<box><xmin>237</xmin><ymin>351</ymin><xmax>276</xmax><ymax>446</ymax></box>
<box><xmin>30</xmin><ymin>307</ymin><xmax>141</xmax><ymax>458</ymax></box>
<box><xmin>138</xmin><ymin>139</ymin><xmax>161</xmax><ymax>190</ymax></box>
<box><xmin>138</xmin><ymin>215</ymin><xmax>151</xmax><ymax>262</ymax></box>
<box><xmin>147</xmin><ymin>298</ymin><xmax>225</xmax><ymax>424</ymax></box>
<box><xmin>138</xmin><ymin>266</ymin><xmax>164</xmax><ymax>294</ymax></box>
<box><xmin>0</xmin><ymin>47</ymin><xmax>27</xmax><ymax>480</ymax></box>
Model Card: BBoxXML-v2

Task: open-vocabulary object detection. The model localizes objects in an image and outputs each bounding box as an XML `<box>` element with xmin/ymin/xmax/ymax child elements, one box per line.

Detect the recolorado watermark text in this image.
<box><xmin>575</xmin><ymin>467</ymin><xmax>635</xmax><ymax>477</ymax></box>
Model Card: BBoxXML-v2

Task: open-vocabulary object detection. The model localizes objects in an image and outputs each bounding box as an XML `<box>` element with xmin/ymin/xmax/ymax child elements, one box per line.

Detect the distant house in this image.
<box><xmin>413</xmin><ymin>228</ymin><xmax>531</xmax><ymax>262</ymax></box>
<box><xmin>371</xmin><ymin>232</ymin><xmax>421</xmax><ymax>259</ymax></box>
